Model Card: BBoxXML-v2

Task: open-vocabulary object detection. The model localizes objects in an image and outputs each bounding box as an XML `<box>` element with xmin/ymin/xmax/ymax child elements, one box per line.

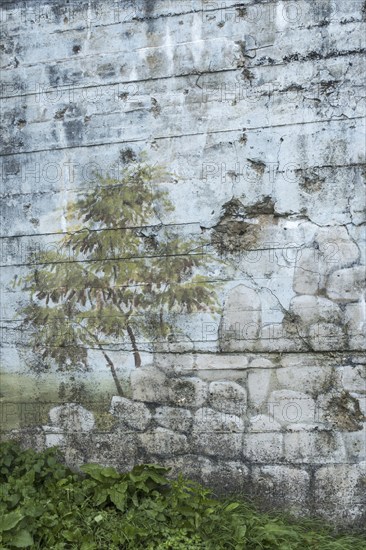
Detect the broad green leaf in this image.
<box><xmin>7</xmin><ymin>529</ymin><xmax>33</xmax><ymax>548</ymax></box>
<box><xmin>109</xmin><ymin>485</ymin><xmax>128</xmax><ymax>511</ymax></box>
<box><xmin>0</xmin><ymin>511</ymin><xmax>23</xmax><ymax>532</ymax></box>
<box><xmin>80</xmin><ymin>463</ymin><xmax>119</xmax><ymax>481</ymax></box>
<box><xmin>225</xmin><ymin>502</ymin><xmax>241</xmax><ymax>512</ymax></box>
<box><xmin>93</xmin><ymin>489</ymin><xmax>109</xmax><ymax>506</ymax></box>
<box><xmin>98</xmin><ymin>466</ymin><xmax>120</xmax><ymax>479</ymax></box>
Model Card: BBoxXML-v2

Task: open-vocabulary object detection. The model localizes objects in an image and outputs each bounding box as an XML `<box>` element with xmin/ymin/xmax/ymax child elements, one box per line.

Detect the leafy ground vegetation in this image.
<box><xmin>0</xmin><ymin>442</ymin><xmax>365</xmax><ymax>549</ymax></box>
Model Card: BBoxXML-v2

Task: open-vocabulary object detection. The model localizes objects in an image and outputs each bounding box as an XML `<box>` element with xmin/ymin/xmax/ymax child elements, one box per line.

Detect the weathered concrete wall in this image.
<box><xmin>1</xmin><ymin>0</ymin><xmax>365</xmax><ymax>527</ymax></box>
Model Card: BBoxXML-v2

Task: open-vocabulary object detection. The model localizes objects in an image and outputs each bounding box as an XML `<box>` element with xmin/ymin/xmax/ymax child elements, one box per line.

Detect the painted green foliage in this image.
<box><xmin>15</xmin><ymin>161</ymin><xmax>219</xmax><ymax>395</ymax></box>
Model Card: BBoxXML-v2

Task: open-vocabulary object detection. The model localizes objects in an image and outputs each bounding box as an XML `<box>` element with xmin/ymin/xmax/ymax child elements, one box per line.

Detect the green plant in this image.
<box><xmin>0</xmin><ymin>441</ymin><xmax>72</xmax><ymax>548</ymax></box>
<box><xmin>14</xmin><ymin>160</ymin><xmax>219</xmax><ymax>394</ymax></box>
<box><xmin>146</xmin><ymin>528</ymin><xmax>206</xmax><ymax>549</ymax></box>
<box><xmin>0</xmin><ymin>441</ymin><xmax>365</xmax><ymax>549</ymax></box>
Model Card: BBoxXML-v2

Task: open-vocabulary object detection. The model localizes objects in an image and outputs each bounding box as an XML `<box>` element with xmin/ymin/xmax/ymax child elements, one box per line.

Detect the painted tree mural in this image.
<box><xmin>15</xmin><ymin>161</ymin><xmax>219</xmax><ymax>395</ymax></box>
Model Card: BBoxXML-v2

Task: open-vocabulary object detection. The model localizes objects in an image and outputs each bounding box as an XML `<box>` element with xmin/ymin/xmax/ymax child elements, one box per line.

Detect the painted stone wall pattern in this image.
<box><xmin>0</xmin><ymin>0</ymin><xmax>365</xmax><ymax>528</ymax></box>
